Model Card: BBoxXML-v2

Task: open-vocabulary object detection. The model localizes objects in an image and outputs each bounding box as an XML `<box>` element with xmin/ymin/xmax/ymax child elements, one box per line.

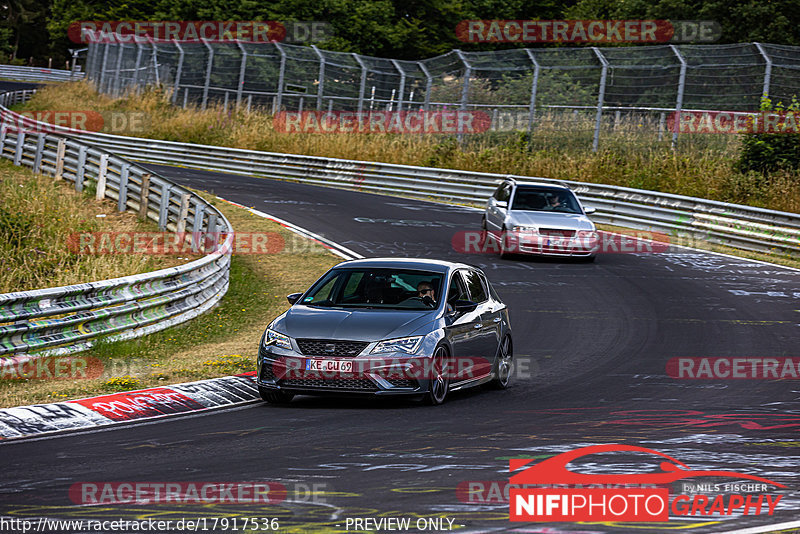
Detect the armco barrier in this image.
<box><xmin>3</xmin><ymin>88</ymin><xmax>796</xmax><ymax>258</ymax></box>
<box><xmin>0</xmin><ymin>88</ymin><xmax>232</xmax><ymax>357</ymax></box>
<box><xmin>0</xmin><ymin>64</ymin><xmax>83</xmax><ymax>83</ymax></box>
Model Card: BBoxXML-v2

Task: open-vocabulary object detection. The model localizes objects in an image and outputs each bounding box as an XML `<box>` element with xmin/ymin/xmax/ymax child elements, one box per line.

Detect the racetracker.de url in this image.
<box><xmin>0</xmin><ymin>517</ymin><xmax>280</xmax><ymax>533</ymax></box>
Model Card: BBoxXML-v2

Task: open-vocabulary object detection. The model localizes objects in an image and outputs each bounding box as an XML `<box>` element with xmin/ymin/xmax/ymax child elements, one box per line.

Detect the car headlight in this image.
<box><xmin>264</xmin><ymin>329</ymin><xmax>292</xmax><ymax>350</ymax></box>
<box><xmin>371</xmin><ymin>336</ymin><xmax>423</xmax><ymax>354</ymax></box>
<box><xmin>511</xmin><ymin>225</ymin><xmax>538</xmax><ymax>234</ymax></box>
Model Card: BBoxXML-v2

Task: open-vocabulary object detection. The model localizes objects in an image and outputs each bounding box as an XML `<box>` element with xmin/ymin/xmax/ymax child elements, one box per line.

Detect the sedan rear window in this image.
<box><xmin>302</xmin><ymin>268</ymin><xmax>444</xmax><ymax>310</ymax></box>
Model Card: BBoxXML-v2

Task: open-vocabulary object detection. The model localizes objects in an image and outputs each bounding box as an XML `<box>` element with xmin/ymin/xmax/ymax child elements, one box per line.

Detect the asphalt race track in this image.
<box><xmin>2</xmin><ymin>106</ymin><xmax>800</xmax><ymax>532</ymax></box>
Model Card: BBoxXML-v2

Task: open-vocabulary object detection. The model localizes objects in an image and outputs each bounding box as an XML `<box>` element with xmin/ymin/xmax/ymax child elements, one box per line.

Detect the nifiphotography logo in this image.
<box><xmin>509</xmin><ymin>444</ymin><xmax>785</xmax><ymax>522</ymax></box>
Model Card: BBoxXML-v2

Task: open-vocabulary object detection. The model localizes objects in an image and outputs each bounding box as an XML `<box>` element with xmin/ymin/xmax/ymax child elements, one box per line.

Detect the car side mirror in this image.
<box><xmin>584</xmin><ymin>206</ymin><xmax>596</xmax><ymax>214</ymax></box>
<box><xmin>453</xmin><ymin>300</ymin><xmax>478</xmax><ymax>313</ymax></box>
<box><xmin>287</xmin><ymin>292</ymin><xmax>303</xmax><ymax>305</ymax></box>
<box><xmin>496</xmin><ymin>200</ymin><xmax>508</xmax><ymax>209</ymax></box>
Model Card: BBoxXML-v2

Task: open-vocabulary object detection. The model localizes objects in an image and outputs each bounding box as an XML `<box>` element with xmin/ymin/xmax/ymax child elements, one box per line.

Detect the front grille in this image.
<box><xmin>280</xmin><ymin>376</ymin><xmax>378</xmax><ymax>391</ymax></box>
<box><xmin>540</xmin><ymin>228</ymin><xmax>576</xmax><ymax>237</ymax></box>
<box><xmin>296</xmin><ymin>339</ymin><xmax>369</xmax><ymax>357</ymax></box>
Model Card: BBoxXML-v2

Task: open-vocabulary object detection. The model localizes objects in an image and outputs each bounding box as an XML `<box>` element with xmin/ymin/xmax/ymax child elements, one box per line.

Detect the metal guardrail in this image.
<box><xmin>0</xmin><ymin>89</ymin><xmax>232</xmax><ymax>357</ymax></box>
<box><xmin>0</xmin><ymin>65</ymin><xmax>84</xmax><ymax>83</ymax></box>
<box><xmin>3</xmin><ymin>88</ymin><xmax>799</xmax><ymax>263</ymax></box>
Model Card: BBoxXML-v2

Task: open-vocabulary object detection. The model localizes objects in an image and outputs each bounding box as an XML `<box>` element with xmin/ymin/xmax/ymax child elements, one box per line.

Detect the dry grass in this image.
<box><xmin>0</xmin><ymin>192</ymin><xmax>340</xmax><ymax>408</ymax></box>
<box><xmin>0</xmin><ymin>159</ymin><xmax>196</xmax><ymax>292</ymax></box>
<box><xmin>21</xmin><ymin>81</ymin><xmax>800</xmax><ymax>214</ymax></box>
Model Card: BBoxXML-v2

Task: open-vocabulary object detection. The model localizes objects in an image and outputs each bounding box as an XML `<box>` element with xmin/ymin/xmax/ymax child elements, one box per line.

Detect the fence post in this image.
<box><xmin>147</xmin><ymin>36</ymin><xmax>160</xmax><ymax>85</ymax></box>
<box><xmin>54</xmin><ymin>138</ymin><xmax>66</xmax><ymax>179</ymax></box>
<box><xmin>191</xmin><ymin>202</ymin><xmax>205</xmax><ymax>252</ymax></box>
<box><xmin>82</xmin><ymin>31</ymin><xmax>97</xmax><ymax>83</ymax></box>
<box><xmin>138</xmin><ymin>173</ymin><xmax>151</xmax><ymax>219</ymax></box>
<box><xmin>454</xmin><ymin>50</ymin><xmax>472</xmax><ymax>143</ymax></box>
<box><xmin>13</xmin><ymin>132</ymin><xmax>24</xmax><ymax>166</ymax></box>
<box><xmin>112</xmin><ymin>43</ymin><xmax>124</xmax><ymax>97</ymax></box>
<box><xmin>525</xmin><ymin>49</ymin><xmax>541</xmax><ymax>148</ymax></box>
<box><xmin>418</xmin><ymin>61</ymin><xmax>432</xmax><ymax>112</ymax></box>
<box><xmin>0</xmin><ymin>126</ymin><xmax>6</xmax><ymax>156</ymax></box>
<box><xmin>118</xmin><ymin>163</ymin><xmax>130</xmax><ymax>211</ymax></box>
<box><xmin>132</xmin><ymin>39</ymin><xmax>144</xmax><ymax>91</ymax></box>
<box><xmin>273</xmin><ymin>42</ymin><xmax>287</xmax><ymax>114</ymax></box>
<box><xmin>96</xmin><ymin>154</ymin><xmax>109</xmax><ymax>200</ymax></box>
<box><xmin>172</xmin><ymin>40</ymin><xmax>184</xmax><ymax>105</ymax></box>
<box><xmin>177</xmin><ymin>192</ymin><xmax>191</xmax><ymax>234</ymax></box>
<box><xmin>98</xmin><ymin>41</ymin><xmax>110</xmax><ymax>91</ymax></box>
<box><xmin>236</xmin><ymin>40</ymin><xmax>247</xmax><ymax>107</ymax></box>
<box><xmin>754</xmin><ymin>42</ymin><xmax>772</xmax><ymax>101</ymax></box>
<box><xmin>201</xmin><ymin>38</ymin><xmax>214</xmax><ymax>109</ymax></box>
<box><xmin>592</xmin><ymin>47</ymin><xmax>609</xmax><ymax>152</ymax></box>
<box><xmin>390</xmin><ymin>59</ymin><xmax>406</xmax><ymax>113</ymax></box>
<box><xmin>33</xmin><ymin>134</ymin><xmax>45</xmax><ymax>172</ymax></box>
<box><xmin>76</xmin><ymin>145</ymin><xmax>86</xmax><ymax>191</ymax></box>
<box><xmin>670</xmin><ymin>45</ymin><xmax>687</xmax><ymax>148</ymax></box>
<box><xmin>353</xmin><ymin>53</ymin><xmax>368</xmax><ymax>114</ymax></box>
<box><xmin>311</xmin><ymin>45</ymin><xmax>326</xmax><ymax>111</ymax></box>
<box><xmin>158</xmin><ymin>182</ymin><xmax>171</xmax><ymax>230</ymax></box>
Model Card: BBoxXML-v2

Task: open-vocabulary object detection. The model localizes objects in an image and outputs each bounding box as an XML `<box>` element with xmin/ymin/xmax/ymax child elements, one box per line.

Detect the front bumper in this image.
<box><xmin>257</xmin><ymin>345</ymin><xmax>427</xmax><ymax>396</ymax></box>
<box><xmin>511</xmin><ymin>233</ymin><xmax>597</xmax><ymax>257</ymax></box>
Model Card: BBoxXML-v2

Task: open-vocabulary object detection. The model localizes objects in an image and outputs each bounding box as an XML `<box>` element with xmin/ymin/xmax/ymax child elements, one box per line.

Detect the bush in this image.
<box><xmin>738</xmin><ymin>96</ymin><xmax>800</xmax><ymax>174</ymax></box>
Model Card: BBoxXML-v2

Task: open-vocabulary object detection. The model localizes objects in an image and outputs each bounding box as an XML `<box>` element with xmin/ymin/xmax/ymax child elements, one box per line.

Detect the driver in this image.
<box><xmin>548</xmin><ymin>193</ymin><xmax>566</xmax><ymax>210</ymax></box>
<box><xmin>417</xmin><ymin>281</ymin><xmax>436</xmax><ymax>305</ymax></box>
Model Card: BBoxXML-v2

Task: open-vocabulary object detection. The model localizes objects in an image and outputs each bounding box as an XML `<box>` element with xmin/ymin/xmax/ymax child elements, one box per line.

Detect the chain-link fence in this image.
<box><xmin>83</xmin><ymin>33</ymin><xmax>800</xmax><ymax>151</ymax></box>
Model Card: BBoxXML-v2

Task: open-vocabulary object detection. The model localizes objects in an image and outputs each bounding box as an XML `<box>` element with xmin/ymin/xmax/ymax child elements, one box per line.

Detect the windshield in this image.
<box><xmin>301</xmin><ymin>268</ymin><xmax>444</xmax><ymax>310</ymax></box>
<box><xmin>511</xmin><ymin>187</ymin><xmax>582</xmax><ymax>214</ymax></box>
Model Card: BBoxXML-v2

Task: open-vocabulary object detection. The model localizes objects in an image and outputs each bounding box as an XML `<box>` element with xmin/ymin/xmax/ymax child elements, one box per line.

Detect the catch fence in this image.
<box><xmin>84</xmin><ymin>35</ymin><xmax>800</xmax><ymax>150</ymax></box>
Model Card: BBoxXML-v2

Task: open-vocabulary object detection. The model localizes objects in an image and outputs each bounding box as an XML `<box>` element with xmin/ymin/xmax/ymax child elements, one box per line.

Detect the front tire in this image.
<box><xmin>489</xmin><ymin>336</ymin><xmax>513</xmax><ymax>389</ymax></box>
<box><xmin>259</xmin><ymin>387</ymin><xmax>294</xmax><ymax>404</ymax></box>
<box><xmin>423</xmin><ymin>345</ymin><xmax>451</xmax><ymax>405</ymax></box>
<box><xmin>499</xmin><ymin>228</ymin><xmax>513</xmax><ymax>259</ymax></box>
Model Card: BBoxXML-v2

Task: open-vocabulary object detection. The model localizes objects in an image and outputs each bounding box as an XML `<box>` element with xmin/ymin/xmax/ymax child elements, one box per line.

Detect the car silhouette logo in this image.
<box><xmin>509</xmin><ymin>444</ymin><xmax>786</xmax><ymax>487</ymax></box>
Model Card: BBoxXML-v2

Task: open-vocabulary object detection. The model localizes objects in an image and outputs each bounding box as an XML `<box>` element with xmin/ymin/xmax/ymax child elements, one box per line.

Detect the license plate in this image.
<box><xmin>306</xmin><ymin>359</ymin><xmax>353</xmax><ymax>372</ymax></box>
<box><xmin>547</xmin><ymin>238</ymin><xmax>566</xmax><ymax>247</ymax></box>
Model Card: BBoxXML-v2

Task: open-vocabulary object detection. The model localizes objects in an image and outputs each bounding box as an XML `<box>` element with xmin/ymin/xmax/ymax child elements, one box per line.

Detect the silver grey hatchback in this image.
<box><xmin>482</xmin><ymin>178</ymin><xmax>598</xmax><ymax>260</ymax></box>
<box><xmin>257</xmin><ymin>258</ymin><xmax>512</xmax><ymax>405</ymax></box>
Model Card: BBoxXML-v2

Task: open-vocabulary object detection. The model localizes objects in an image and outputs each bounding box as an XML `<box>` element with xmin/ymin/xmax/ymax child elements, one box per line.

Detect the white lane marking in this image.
<box><xmin>722</xmin><ymin>519</ymin><xmax>800</xmax><ymax>534</ymax></box>
<box><xmin>215</xmin><ymin>196</ymin><xmax>364</xmax><ymax>260</ymax></box>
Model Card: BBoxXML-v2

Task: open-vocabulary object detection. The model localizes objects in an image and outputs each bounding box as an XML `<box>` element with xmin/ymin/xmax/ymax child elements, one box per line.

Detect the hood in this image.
<box><xmin>273</xmin><ymin>306</ymin><xmax>438</xmax><ymax>342</ymax></box>
<box><xmin>508</xmin><ymin>211</ymin><xmax>595</xmax><ymax>231</ymax></box>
